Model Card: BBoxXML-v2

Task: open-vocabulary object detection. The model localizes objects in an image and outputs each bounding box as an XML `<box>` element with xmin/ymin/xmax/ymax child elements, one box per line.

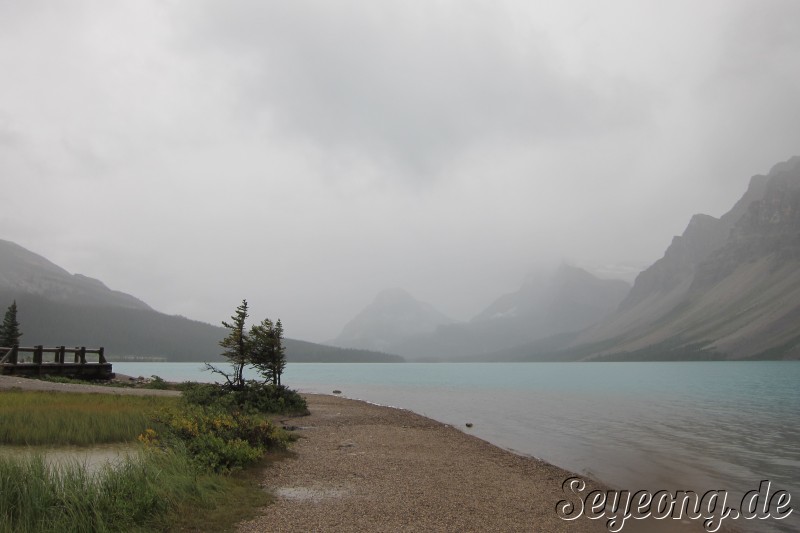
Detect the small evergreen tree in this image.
<box><xmin>1</xmin><ymin>301</ymin><xmax>22</xmax><ymax>347</ymax></box>
<box><xmin>206</xmin><ymin>299</ymin><xmax>250</xmax><ymax>389</ymax></box>
<box><xmin>250</xmin><ymin>318</ymin><xmax>286</xmax><ymax>386</ymax></box>
<box><xmin>249</xmin><ymin>318</ymin><xmax>273</xmax><ymax>384</ymax></box>
<box><xmin>270</xmin><ymin>319</ymin><xmax>286</xmax><ymax>386</ymax></box>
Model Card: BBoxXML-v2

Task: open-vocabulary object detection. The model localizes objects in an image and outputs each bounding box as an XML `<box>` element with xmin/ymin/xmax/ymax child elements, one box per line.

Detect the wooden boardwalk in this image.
<box><xmin>0</xmin><ymin>346</ymin><xmax>113</xmax><ymax>380</ymax></box>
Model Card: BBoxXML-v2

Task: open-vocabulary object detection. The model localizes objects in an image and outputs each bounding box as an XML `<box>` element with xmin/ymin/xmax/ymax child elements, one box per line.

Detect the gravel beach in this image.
<box><xmin>239</xmin><ymin>394</ymin><xmax>701</xmax><ymax>533</ymax></box>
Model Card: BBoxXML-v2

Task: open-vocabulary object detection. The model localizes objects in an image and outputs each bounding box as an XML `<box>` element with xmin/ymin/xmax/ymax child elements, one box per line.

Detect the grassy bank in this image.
<box><xmin>0</xmin><ymin>386</ymin><xmax>306</xmax><ymax>531</ymax></box>
<box><xmin>0</xmin><ymin>391</ymin><xmax>178</xmax><ymax>446</ymax></box>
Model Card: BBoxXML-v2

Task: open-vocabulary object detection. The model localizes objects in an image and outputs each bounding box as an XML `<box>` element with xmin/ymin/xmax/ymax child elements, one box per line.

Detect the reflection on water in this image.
<box><xmin>1</xmin><ymin>443</ymin><xmax>138</xmax><ymax>473</ymax></box>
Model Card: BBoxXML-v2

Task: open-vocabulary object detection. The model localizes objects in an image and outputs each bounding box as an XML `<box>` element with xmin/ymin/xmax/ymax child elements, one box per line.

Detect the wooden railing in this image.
<box><xmin>0</xmin><ymin>346</ymin><xmax>111</xmax><ymax>379</ymax></box>
<box><xmin>0</xmin><ymin>346</ymin><xmax>106</xmax><ymax>365</ymax></box>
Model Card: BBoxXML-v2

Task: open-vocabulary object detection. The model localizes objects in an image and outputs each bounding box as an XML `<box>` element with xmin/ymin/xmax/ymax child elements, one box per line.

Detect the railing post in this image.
<box><xmin>58</xmin><ymin>346</ymin><xmax>66</xmax><ymax>364</ymax></box>
<box><xmin>79</xmin><ymin>347</ymin><xmax>86</xmax><ymax>364</ymax></box>
<box><xmin>33</xmin><ymin>345</ymin><xmax>43</xmax><ymax>365</ymax></box>
<box><xmin>10</xmin><ymin>345</ymin><xmax>18</xmax><ymax>365</ymax></box>
<box><xmin>98</xmin><ymin>347</ymin><xmax>106</xmax><ymax>364</ymax></box>
<box><xmin>74</xmin><ymin>347</ymin><xmax>80</xmax><ymax>363</ymax></box>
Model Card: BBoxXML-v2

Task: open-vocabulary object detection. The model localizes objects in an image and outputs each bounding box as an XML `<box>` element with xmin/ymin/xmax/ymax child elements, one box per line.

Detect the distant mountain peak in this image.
<box><xmin>372</xmin><ymin>287</ymin><xmax>417</xmax><ymax>305</ymax></box>
<box><xmin>332</xmin><ymin>288</ymin><xmax>452</xmax><ymax>352</ymax></box>
<box><xmin>472</xmin><ymin>264</ymin><xmax>629</xmax><ymax>331</ymax></box>
<box><xmin>767</xmin><ymin>154</ymin><xmax>800</xmax><ymax>176</ymax></box>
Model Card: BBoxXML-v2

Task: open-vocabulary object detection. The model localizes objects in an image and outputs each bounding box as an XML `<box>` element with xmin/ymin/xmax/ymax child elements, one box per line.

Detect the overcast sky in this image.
<box><xmin>1</xmin><ymin>0</ymin><xmax>799</xmax><ymax>342</ymax></box>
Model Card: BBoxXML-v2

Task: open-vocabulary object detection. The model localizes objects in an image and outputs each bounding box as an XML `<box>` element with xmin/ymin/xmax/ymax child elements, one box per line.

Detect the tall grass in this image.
<box><xmin>0</xmin><ymin>388</ymin><xmax>294</xmax><ymax>531</ymax></box>
<box><xmin>0</xmin><ymin>391</ymin><xmax>179</xmax><ymax>445</ymax></box>
<box><xmin>0</xmin><ymin>450</ymin><xmax>270</xmax><ymax>533</ymax></box>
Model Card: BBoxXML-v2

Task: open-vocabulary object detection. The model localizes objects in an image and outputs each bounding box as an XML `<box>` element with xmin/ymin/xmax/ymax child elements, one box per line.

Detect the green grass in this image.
<box><xmin>0</xmin><ymin>387</ymin><xmax>303</xmax><ymax>531</ymax></box>
<box><xmin>0</xmin><ymin>450</ymin><xmax>271</xmax><ymax>533</ymax></box>
<box><xmin>0</xmin><ymin>391</ymin><xmax>179</xmax><ymax>446</ymax></box>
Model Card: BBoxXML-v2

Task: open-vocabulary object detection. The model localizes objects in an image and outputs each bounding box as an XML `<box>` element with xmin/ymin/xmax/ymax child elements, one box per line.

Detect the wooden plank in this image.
<box><xmin>33</xmin><ymin>345</ymin><xmax>43</xmax><ymax>365</ymax></box>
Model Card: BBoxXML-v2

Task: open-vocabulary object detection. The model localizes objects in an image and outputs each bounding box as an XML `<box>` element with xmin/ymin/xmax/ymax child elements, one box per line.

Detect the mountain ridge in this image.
<box><xmin>345</xmin><ymin>265</ymin><xmax>630</xmax><ymax>360</ymax></box>
<box><xmin>559</xmin><ymin>155</ymin><xmax>800</xmax><ymax>360</ymax></box>
<box><xmin>0</xmin><ymin>240</ymin><xmax>402</xmax><ymax>363</ymax></box>
<box><xmin>0</xmin><ymin>239</ymin><xmax>152</xmax><ymax>311</ymax></box>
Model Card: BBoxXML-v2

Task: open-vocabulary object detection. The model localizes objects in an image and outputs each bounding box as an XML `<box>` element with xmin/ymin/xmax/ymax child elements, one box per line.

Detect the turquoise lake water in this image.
<box><xmin>115</xmin><ymin>361</ymin><xmax>799</xmax><ymax>532</ymax></box>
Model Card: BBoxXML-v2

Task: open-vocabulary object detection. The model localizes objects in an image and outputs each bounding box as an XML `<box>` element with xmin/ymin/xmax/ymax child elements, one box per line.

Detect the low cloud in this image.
<box><xmin>1</xmin><ymin>1</ymin><xmax>799</xmax><ymax>341</ymax></box>
<box><xmin>178</xmin><ymin>0</ymin><xmax>654</xmax><ymax>179</ymax></box>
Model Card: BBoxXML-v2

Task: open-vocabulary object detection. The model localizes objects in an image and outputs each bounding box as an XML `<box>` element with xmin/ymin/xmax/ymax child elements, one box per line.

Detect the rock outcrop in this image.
<box><xmin>572</xmin><ymin>156</ymin><xmax>800</xmax><ymax>360</ymax></box>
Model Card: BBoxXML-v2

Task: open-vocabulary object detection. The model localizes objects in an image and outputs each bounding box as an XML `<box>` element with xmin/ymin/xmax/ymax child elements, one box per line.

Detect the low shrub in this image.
<box><xmin>182</xmin><ymin>380</ymin><xmax>309</xmax><ymax>415</ymax></box>
<box><xmin>142</xmin><ymin>404</ymin><xmax>292</xmax><ymax>472</ymax></box>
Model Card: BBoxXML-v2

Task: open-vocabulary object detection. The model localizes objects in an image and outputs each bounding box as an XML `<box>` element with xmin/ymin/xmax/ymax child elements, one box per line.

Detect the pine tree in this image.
<box><xmin>271</xmin><ymin>319</ymin><xmax>286</xmax><ymax>386</ymax></box>
<box><xmin>206</xmin><ymin>299</ymin><xmax>250</xmax><ymax>389</ymax></box>
<box><xmin>1</xmin><ymin>301</ymin><xmax>22</xmax><ymax>347</ymax></box>
<box><xmin>249</xmin><ymin>318</ymin><xmax>286</xmax><ymax>386</ymax></box>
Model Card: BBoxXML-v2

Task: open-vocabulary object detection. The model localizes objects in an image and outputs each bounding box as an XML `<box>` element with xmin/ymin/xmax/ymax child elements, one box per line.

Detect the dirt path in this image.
<box><xmin>0</xmin><ymin>374</ymin><xmax>180</xmax><ymax>396</ymax></box>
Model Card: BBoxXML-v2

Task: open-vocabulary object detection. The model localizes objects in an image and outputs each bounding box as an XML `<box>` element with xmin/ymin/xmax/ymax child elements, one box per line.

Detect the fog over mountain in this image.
<box><xmin>0</xmin><ymin>239</ymin><xmax>151</xmax><ymax>311</ymax></box>
<box><xmin>577</xmin><ymin>156</ymin><xmax>800</xmax><ymax>360</ymax></box>
<box><xmin>338</xmin><ymin>265</ymin><xmax>630</xmax><ymax>360</ymax></box>
<box><xmin>1</xmin><ymin>1</ymin><xmax>799</xmax><ymax>341</ymax></box>
<box><xmin>2</xmin><ymin>156</ymin><xmax>799</xmax><ymax>361</ymax></box>
<box><xmin>332</xmin><ymin>288</ymin><xmax>453</xmax><ymax>353</ymax></box>
<box><xmin>493</xmin><ymin>156</ymin><xmax>800</xmax><ymax>361</ymax></box>
<box><xmin>0</xmin><ymin>239</ymin><xmax>401</xmax><ymax>362</ymax></box>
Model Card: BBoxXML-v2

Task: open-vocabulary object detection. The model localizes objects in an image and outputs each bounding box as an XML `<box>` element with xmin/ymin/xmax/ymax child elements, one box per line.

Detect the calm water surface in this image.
<box><xmin>1</xmin><ymin>444</ymin><xmax>137</xmax><ymax>474</ymax></box>
<box><xmin>117</xmin><ymin>361</ymin><xmax>800</xmax><ymax>532</ymax></box>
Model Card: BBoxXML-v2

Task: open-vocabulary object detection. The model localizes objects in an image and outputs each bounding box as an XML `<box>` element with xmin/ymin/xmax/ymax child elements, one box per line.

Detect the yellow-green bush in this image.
<box><xmin>142</xmin><ymin>404</ymin><xmax>291</xmax><ymax>472</ymax></box>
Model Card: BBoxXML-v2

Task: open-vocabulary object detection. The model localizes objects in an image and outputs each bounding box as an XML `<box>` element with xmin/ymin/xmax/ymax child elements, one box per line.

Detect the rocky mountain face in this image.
<box><xmin>0</xmin><ymin>240</ymin><xmax>401</xmax><ymax>362</ymax></box>
<box><xmin>571</xmin><ymin>156</ymin><xmax>800</xmax><ymax>360</ymax></box>
<box><xmin>371</xmin><ymin>265</ymin><xmax>630</xmax><ymax>360</ymax></box>
<box><xmin>332</xmin><ymin>288</ymin><xmax>453</xmax><ymax>352</ymax></box>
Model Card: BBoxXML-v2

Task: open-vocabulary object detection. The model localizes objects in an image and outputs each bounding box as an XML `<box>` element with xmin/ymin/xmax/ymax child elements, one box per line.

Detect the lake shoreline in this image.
<box><xmin>239</xmin><ymin>393</ymin><xmax>698</xmax><ymax>532</ymax></box>
<box><xmin>0</xmin><ymin>374</ymin><xmax>718</xmax><ymax>531</ymax></box>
